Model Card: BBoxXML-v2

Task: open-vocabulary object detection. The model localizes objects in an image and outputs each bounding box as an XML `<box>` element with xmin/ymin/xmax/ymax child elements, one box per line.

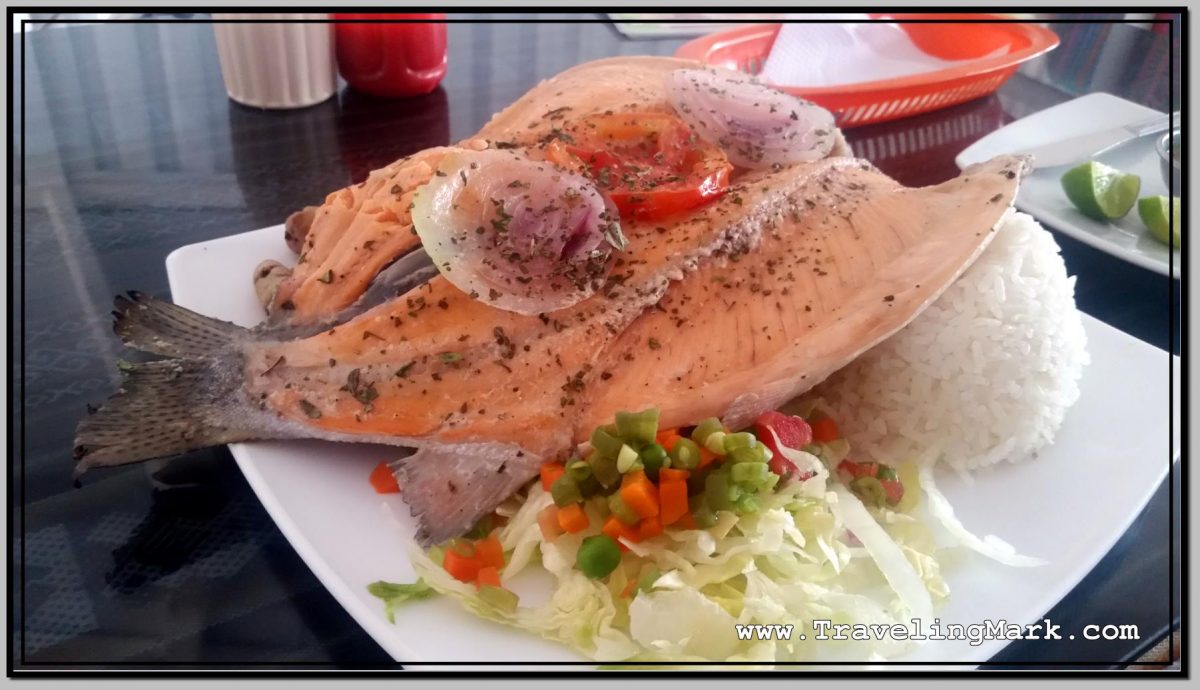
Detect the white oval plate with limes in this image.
<box><xmin>957</xmin><ymin>92</ymin><xmax>1179</xmax><ymax>277</ymax></box>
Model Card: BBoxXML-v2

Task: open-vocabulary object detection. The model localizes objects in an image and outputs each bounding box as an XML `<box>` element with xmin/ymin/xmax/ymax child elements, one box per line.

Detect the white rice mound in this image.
<box><xmin>812</xmin><ymin>211</ymin><xmax>1090</xmax><ymax>473</ymax></box>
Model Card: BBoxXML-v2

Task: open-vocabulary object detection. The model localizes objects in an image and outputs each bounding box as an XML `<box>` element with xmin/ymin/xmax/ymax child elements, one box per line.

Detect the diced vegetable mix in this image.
<box><xmin>370</xmin><ymin>402</ymin><xmax>914</xmax><ymax>611</ymax></box>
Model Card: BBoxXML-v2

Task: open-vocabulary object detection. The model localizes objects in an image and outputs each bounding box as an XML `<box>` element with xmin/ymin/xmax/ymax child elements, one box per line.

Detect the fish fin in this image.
<box><xmin>113</xmin><ymin>291</ymin><xmax>249</xmax><ymax>358</ymax></box>
<box><xmin>394</xmin><ymin>443</ymin><xmax>543</xmax><ymax>547</ymax></box>
<box><xmin>73</xmin><ymin>356</ymin><xmax>263</xmax><ymax>477</ymax></box>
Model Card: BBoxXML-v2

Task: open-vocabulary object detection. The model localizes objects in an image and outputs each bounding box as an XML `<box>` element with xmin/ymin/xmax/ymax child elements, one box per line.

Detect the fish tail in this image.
<box><xmin>113</xmin><ymin>291</ymin><xmax>249</xmax><ymax>358</ymax></box>
<box><xmin>393</xmin><ymin>443</ymin><xmax>544</xmax><ymax>546</ymax></box>
<box><xmin>74</xmin><ymin>356</ymin><xmax>260</xmax><ymax>478</ymax></box>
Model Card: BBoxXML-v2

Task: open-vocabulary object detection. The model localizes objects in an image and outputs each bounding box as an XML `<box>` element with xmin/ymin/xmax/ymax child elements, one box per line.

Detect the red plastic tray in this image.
<box><xmin>674</xmin><ymin>14</ymin><xmax>1059</xmax><ymax>128</ymax></box>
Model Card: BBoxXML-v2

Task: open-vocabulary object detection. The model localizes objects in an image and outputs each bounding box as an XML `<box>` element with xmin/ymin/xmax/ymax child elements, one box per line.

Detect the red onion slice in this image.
<box><xmin>412</xmin><ymin>149</ymin><xmax>625</xmax><ymax>315</ymax></box>
<box><xmin>665</xmin><ymin>67</ymin><xmax>837</xmax><ymax>169</ymax></box>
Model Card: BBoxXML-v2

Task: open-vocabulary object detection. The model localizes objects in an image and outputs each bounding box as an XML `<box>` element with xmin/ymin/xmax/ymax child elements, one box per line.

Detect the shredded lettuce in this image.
<box><xmin>367</xmin><ymin>580</ymin><xmax>435</xmax><ymax>623</ymax></box>
<box><xmin>375</xmin><ymin>416</ymin><xmax>1038</xmax><ymax>663</ymax></box>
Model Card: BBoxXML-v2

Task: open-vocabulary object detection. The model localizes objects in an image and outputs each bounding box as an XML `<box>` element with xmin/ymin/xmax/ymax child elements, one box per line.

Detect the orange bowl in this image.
<box><xmin>674</xmin><ymin>14</ymin><xmax>1059</xmax><ymax>128</ymax></box>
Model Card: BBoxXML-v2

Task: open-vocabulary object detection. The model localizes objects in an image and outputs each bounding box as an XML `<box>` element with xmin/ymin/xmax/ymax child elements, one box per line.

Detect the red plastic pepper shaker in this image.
<box><xmin>334</xmin><ymin>13</ymin><xmax>448</xmax><ymax>97</ymax></box>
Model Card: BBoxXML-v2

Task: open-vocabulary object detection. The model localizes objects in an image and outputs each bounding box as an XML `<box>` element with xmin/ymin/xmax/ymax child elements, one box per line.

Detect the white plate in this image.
<box><xmin>957</xmin><ymin>92</ymin><xmax>1180</xmax><ymax>277</ymax></box>
<box><xmin>165</xmin><ymin>225</ymin><xmax>1180</xmax><ymax>667</ymax></box>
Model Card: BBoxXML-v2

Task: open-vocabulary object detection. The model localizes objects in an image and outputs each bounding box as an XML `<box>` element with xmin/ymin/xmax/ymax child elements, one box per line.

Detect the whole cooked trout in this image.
<box><xmin>74</xmin><ymin>57</ymin><xmax>1026</xmax><ymax>546</ymax></box>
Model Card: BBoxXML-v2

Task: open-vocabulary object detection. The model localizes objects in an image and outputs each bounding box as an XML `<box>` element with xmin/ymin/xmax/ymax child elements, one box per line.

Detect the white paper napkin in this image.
<box><xmin>760</xmin><ymin>14</ymin><xmax>1009</xmax><ymax>88</ymax></box>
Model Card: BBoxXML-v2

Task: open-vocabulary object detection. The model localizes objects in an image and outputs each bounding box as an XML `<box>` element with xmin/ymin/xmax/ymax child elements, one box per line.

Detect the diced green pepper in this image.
<box><xmin>735</xmin><ymin>494</ymin><xmax>760</xmax><ymax>514</ymax></box>
<box><xmin>589</xmin><ymin>452</ymin><xmax>621</xmax><ymax>488</ymax></box>
<box><xmin>703</xmin><ymin>431</ymin><xmax>728</xmax><ymax>455</ymax></box>
<box><xmin>850</xmin><ymin>476</ymin><xmax>886</xmax><ymax>508</ymax></box>
<box><xmin>616</xmin><ymin>408</ymin><xmax>659</xmax><ymax>446</ymax></box>
<box><xmin>731</xmin><ymin>461</ymin><xmax>770</xmax><ymax>487</ymax></box>
<box><xmin>705</xmin><ymin>471</ymin><xmax>734</xmax><ymax>511</ymax></box>
<box><xmin>591</xmin><ymin>426</ymin><xmax>625</xmax><ymax>458</ymax></box>
<box><xmin>727</xmin><ymin>445</ymin><xmax>766</xmax><ymax>464</ymax></box>
<box><xmin>616</xmin><ymin>444</ymin><xmax>642</xmax><ymax>473</ymax></box>
<box><xmin>478</xmin><ymin>585</ymin><xmax>519</xmax><ymax>613</ymax></box>
<box><xmin>723</xmin><ymin>432</ymin><xmax>757</xmax><ymax>453</ymax></box>
<box><xmin>550</xmin><ymin>474</ymin><xmax>582</xmax><ymax>507</ymax></box>
<box><xmin>691</xmin><ymin>418</ymin><xmax>724</xmax><ymax>447</ymax></box>
<box><xmin>608</xmin><ymin>493</ymin><xmax>641</xmax><ymax>525</ymax></box>
<box><xmin>693</xmin><ymin>505</ymin><xmax>718</xmax><ymax>528</ymax></box>
<box><xmin>876</xmin><ymin>465</ymin><xmax>899</xmax><ymax>482</ymax></box>
<box><xmin>566</xmin><ymin>458</ymin><xmax>592</xmax><ymax>484</ymax></box>
<box><xmin>669</xmin><ymin>438</ymin><xmax>702</xmax><ymax>470</ymax></box>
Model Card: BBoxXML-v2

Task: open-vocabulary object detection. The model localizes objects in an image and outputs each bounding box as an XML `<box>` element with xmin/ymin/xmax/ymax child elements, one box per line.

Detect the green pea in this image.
<box><xmin>640</xmin><ymin>443</ymin><xmax>669</xmax><ymax>479</ymax></box>
<box><xmin>577</xmin><ymin>535</ymin><xmax>622</xmax><ymax>579</ymax></box>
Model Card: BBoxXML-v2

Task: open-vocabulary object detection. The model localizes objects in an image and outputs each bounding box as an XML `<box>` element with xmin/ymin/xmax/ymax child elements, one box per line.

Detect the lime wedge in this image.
<box><xmin>1137</xmin><ymin>195</ymin><xmax>1181</xmax><ymax>248</ymax></box>
<box><xmin>1060</xmin><ymin>161</ymin><xmax>1141</xmax><ymax>220</ymax></box>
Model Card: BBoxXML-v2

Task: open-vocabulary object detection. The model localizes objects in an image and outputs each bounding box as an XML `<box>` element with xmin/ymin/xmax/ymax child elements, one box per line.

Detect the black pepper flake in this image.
<box><xmin>437</xmin><ymin>298</ymin><xmax>449</xmax><ymax>310</ymax></box>
<box><xmin>298</xmin><ymin>400</ymin><xmax>321</xmax><ymax>419</ymax></box>
<box><xmin>440</xmin><ymin>352</ymin><xmax>463</xmax><ymax>364</ymax></box>
<box><xmin>648</xmin><ymin>337</ymin><xmax>662</xmax><ymax>350</ymax></box>
<box><xmin>280</xmin><ymin>300</ymin><xmax>295</xmax><ymax>311</ymax></box>
<box><xmin>600</xmin><ymin>371</ymin><xmax>613</xmax><ymax>381</ymax></box>
<box><xmin>883</xmin><ymin>295</ymin><xmax>895</xmax><ymax>302</ymax></box>
<box><xmin>362</xmin><ymin>330</ymin><xmax>384</xmax><ymax>341</ymax></box>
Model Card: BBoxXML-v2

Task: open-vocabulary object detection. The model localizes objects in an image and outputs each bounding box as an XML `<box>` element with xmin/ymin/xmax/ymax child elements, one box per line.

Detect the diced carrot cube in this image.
<box><xmin>368</xmin><ymin>461</ymin><xmax>401</xmax><ymax>494</ymax></box>
<box><xmin>655</xmin><ymin>428</ymin><xmax>682</xmax><ymax>451</ymax></box>
<box><xmin>540</xmin><ymin>462</ymin><xmax>566</xmax><ymax>492</ymax></box>
<box><xmin>659</xmin><ymin>480</ymin><xmax>689</xmax><ymax>525</ymax></box>
<box><xmin>476</xmin><ymin>533</ymin><xmax>505</xmax><ymax>569</ymax></box>
<box><xmin>602</xmin><ymin>515</ymin><xmax>641</xmax><ymax>550</ymax></box>
<box><xmin>620</xmin><ymin>472</ymin><xmax>659</xmax><ymax>518</ymax></box>
<box><xmin>557</xmin><ymin>503</ymin><xmax>589</xmax><ymax>533</ymax></box>
<box><xmin>443</xmin><ymin>548</ymin><xmax>482</xmax><ymax>584</ymax></box>
<box><xmin>638</xmin><ymin>515</ymin><xmax>663</xmax><ymax>540</ymax></box>
<box><xmin>475</xmin><ymin>565</ymin><xmax>501</xmax><ymax>590</ymax></box>
<box><xmin>538</xmin><ymin>505</ymin><xmax>563</xmax><ymax>541</ymax></box>
<box><xmin>658</xmin><ymin>467</ymin><xmax>690</xmax><ymax>483</ymax></box>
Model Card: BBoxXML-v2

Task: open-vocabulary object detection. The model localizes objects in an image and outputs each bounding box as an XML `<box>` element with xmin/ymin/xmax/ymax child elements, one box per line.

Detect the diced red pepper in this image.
<box><xmin>881</xmin><ymin>479</ymin><xmax>905</xmax><ymax>506</ymax></box>
<box><xmin>811</xmin><ymin>417</ymin><xmax>839</xmax><ymax>443</ymax></box>
<box><xmin>754</xmin><ymin>411</ymin><xmax>813</xmax><ymax>478</ymax></box>
<box><xmin>837</xmin><ymin>459</ymin><xmax>879</xmax><ymax>480</ymax></box>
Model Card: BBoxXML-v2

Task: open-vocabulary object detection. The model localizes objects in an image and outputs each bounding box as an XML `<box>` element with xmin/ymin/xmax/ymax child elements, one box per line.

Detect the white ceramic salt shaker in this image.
<box><xmin>212</xmin><ymin>13</ymin><xmax>337</xmax><ymax>109</ymax></box>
